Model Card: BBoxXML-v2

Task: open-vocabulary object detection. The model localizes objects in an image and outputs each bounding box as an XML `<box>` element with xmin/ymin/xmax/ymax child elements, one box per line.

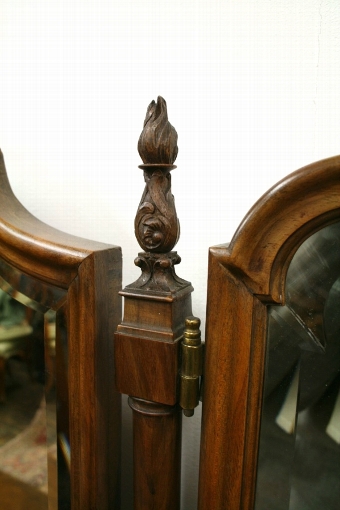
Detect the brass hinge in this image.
<box><xmin>179</xmin><ymin>316</ymin><xmax>204</xmax><ymax>417</ymax></box>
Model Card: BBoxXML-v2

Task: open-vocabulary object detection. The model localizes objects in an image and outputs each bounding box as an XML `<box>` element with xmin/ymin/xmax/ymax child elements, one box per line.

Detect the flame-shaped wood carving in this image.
<box><xmin>135</xmin><ymin>96</ymin><xmax>180</xmax><ymax>253</ymax></box>
<box><xmin>138</xmin><ymin>96</ymin><xmax>178</xmax><ymax>165</ymax></box>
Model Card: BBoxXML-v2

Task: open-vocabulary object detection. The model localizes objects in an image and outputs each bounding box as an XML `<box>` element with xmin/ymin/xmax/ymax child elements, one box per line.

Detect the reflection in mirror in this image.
<box><xmin>255</xmin><ymin>221</ymin><xmax>340</xmax><ymax>510</ymax></box>
<box><xmin>0</xmin><ymin>261</ymin><xmax>69</xmax><ymax>510</ymax></box>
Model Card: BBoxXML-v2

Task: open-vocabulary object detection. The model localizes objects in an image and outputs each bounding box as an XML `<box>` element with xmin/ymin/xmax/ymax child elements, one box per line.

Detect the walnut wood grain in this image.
<box><xmin>198</xmin><ymin>156</ymin><xmax>340</xmax><ymax>510</ymax></box>
<box><xmin>129</xmin><ymin>398</ymin><xmax>182</xmax><ymax>510</ymax></box>
<box><xmin>115</xmin><ymin>333</ymin><xmax>180</xmax><ymax>404</ymax></box>
<box><xmin>0</xmin><ymin>150</ymin><xmax>122</xmax><ymax>510</ymax></box>
<box><xmin>115</xmin><ymin>262</ymin><xmax>191</xmax><ymax>508</ymax></box>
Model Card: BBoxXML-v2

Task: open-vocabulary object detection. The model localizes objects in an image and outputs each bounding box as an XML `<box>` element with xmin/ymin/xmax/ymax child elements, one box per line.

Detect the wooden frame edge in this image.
<box><xmin>199</xmin><ymin>156</ymin><xmax>340</xmax><ymax>510</ymax></box>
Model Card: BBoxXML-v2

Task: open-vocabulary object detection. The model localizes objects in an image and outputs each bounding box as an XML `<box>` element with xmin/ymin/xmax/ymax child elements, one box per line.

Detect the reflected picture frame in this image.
<box><xmin>198</xmin><ymin>155</ymin><xmax>340</xmax><ymax>509</ymax></box>
<box><xmin>0</xmin><ymin>150</ymin><xmax>122</xmax><ymax>509</ymax></box>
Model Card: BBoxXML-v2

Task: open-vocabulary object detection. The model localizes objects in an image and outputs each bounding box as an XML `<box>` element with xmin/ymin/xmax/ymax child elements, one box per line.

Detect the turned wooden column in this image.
<box><xmin>129</xmin><ymin>398</ymin><xmax>182</xmax><ymax>509</ymax></box>
<box><xmin>114</xmin><ymin>97</ymin><xmax>193</xmax><ymax>509</ymax></box>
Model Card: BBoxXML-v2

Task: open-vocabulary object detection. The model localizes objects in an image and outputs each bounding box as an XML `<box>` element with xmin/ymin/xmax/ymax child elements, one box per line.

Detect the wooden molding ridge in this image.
<box><xmin>213</xmin><ymin>155</ymin><xmax>340</xmax><ymax>303</ymax></box>
<box><xmin>123</xmin><ymin>251</ymin><xmax>192</xmax><ymax>297</ymax></box>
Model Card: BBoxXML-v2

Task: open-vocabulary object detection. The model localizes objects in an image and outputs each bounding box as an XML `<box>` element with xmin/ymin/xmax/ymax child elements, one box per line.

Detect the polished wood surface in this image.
<box><xmin>129</xmin><ymin>398</ymin><xmax>182</xmax><ymax>510</ymax></box>
<box><xmin>198</xmin><ymin>156</ymin><xmax>340</xmax><ymax>509</ymax></box>
<box><xmin>115</xmin><ymin>333</ymin><xmax>180</xmax><ymax>405</ymax></box>
<box><xmin>0</xmin><ymin>150</ymin><xmax>122</xmax><ymax>509</ymax></box>
<box><xmin>115</xmin><ymin>265</ymin><xmax>191</xmax><ymax>509</ymax></box>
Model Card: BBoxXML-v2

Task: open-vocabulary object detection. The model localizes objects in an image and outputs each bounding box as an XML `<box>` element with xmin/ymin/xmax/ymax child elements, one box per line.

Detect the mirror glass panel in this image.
<box><xmin>0</xmin><ymin>259</ymin><xmax>70</xmax><ymax>510</ymax></box>
<box><xmin>255</xmin><ymin>221</ymin><xmax>340</xmax><ymax>510</ymax></box>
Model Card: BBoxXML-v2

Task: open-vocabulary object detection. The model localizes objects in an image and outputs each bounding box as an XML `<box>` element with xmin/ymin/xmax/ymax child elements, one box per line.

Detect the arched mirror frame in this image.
<box><xmin>198</xmin><ymin>155</ymin><xmax>340</xmax><ymax>510</ymax></box>
<box><xmin>0</xmin><ymin>150</ymin><xmax>122</xmax><ymax>510</ymax></box>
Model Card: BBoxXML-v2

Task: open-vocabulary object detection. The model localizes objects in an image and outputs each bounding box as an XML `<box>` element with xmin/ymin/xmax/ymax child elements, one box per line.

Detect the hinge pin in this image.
<box><xmin>180</xmin><ymin>316</ymin><xmax>203</xmax><ymax>417</ymax></box>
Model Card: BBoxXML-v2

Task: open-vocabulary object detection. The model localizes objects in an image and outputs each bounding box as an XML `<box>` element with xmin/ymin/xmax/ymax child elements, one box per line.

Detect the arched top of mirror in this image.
<box><xmin>0</xmin><ymin>150</ymin><xmax>117</xmax><ymax>288</ymax></box>
<box><xmin>211</xmin><ymin>155</ymin><xmax>340</xmax><ymax>304</ymax></box>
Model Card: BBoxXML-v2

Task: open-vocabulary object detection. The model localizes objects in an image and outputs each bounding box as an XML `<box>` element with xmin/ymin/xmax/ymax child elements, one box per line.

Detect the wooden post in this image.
<box><xmin>114</xmin><ymin>97</ymin><xmax>193</xmax><ymax>509</ymax></box>
<box><xmin>129</xmin><ymin>398</ymin><xmax>182</xmax><ymax>510</ymax></box>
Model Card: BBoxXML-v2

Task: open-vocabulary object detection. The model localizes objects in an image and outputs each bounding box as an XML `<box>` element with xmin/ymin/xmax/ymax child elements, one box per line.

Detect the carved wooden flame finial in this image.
<box><xmin>138</xmin><ymin>96</ymin><xmax>178</xmax><ymax>165</ymax></box>
<box><xmin>135</xmin><ymin>97</ymin><xmax>180</xmax><ymax>254</ymax></box>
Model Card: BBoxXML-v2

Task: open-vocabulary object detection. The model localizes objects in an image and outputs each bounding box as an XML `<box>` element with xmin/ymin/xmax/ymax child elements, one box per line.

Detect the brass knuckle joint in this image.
<box><xmin>180</xmin><ymin>316</ymin><xmax>203</xmax><ymax>417</ymax></box>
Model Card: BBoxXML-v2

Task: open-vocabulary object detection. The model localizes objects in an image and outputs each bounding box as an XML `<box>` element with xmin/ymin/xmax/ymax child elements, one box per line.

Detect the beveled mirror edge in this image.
<box><xmin>199</xmin><ymin>155</ymin><xmax>340</xmax><ymax>510</ymax></box>
<box><xmin>0</xmin><ymin>149</ymin><xmax>122</xmax><ymax>510</ymax></box>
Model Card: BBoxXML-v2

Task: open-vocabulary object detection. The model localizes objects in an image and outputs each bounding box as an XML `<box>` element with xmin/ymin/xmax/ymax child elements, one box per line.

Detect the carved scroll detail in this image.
<box><xmin>135</xmin><ymin>167</ymin><xmax>179</xmax><ymax>253</ymax></box>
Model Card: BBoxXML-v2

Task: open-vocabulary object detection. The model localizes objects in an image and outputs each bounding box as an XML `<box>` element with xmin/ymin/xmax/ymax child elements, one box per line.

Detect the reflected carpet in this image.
<box><xmin>0</xmin><ymin>401</ymin><xmax>56</xmax><ymax>492</ymax></box>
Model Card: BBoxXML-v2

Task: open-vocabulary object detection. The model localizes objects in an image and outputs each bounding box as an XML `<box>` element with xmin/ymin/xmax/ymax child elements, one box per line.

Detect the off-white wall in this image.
<box><xmin>1</xmin><ymin>1</ymin><xmax>339</xmax><ymax>508</ymax></box>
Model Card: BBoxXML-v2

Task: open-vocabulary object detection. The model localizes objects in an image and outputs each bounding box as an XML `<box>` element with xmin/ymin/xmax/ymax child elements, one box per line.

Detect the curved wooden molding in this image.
<box><xmin>213</xmin><ymin>155</ymin><xmax>340</xmax><ymax>302</ymax></box>
<box><xmin>0</xmin><ymin>150</ymin><xmax>113</xmax><ymax>288</ymax></box>
<box><xmin>0</xmin><ymin>150</ymin><xmax>122</xmax><ymax>510</ymax></box>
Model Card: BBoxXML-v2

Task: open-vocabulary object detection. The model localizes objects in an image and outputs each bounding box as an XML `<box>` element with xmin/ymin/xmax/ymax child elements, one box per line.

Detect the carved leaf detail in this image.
<box><xmin>139</xmin><ymin>202</ymin><xmax>155</xmax><ymax>214</ymax></box>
